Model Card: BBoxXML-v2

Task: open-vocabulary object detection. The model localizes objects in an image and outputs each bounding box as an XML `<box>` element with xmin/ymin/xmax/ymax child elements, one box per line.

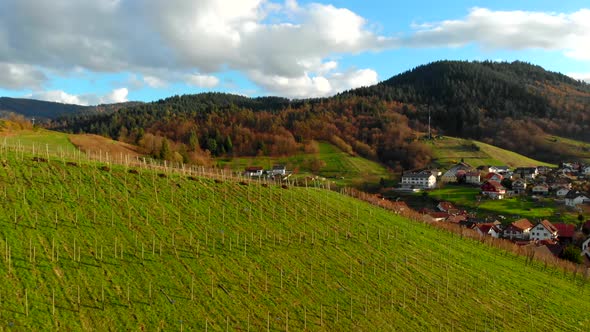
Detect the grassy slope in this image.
<box><xmin>545</xmin><ymin>135</ymin><xmax>590</xmax><ymax>163</ymax></box>
<box><xmin>218</xmin><ymin>142</ymin><xmax>392</xmax><ymax>187</ymax></box>
<box><xmin>0</xmin><ymin>127</ymin><xmax>78</xmax><ymax>155</ymax></box>
<box><xmin>428</xmin><ymin>136</ymin><xmax>554</xmax><ymax>169</ymax></box>
<box><xmin>0</xmin><ymin>149</ymin><xmax>588</xmax><ymax>330</ymax></box>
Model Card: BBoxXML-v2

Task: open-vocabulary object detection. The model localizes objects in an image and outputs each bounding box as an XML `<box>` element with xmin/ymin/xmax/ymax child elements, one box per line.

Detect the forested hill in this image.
<box><xmin>347</xmin><ymin>60</ymin><xmax>590</xmax><ymax>140</ymax></box>
<box><xmin>51</xmin><ymin>60</ymin><xmax>590</xmax><ymax>167</ymax></box>
<box><xmin>0</xmin><ymin>97</ymin><xmax>141</xmax><ymax>120</ymax></box>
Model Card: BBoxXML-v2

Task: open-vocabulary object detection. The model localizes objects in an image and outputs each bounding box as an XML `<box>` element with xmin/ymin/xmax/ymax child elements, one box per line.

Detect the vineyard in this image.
<box><xmin>0</xmin><ymin>145</ymin><xmax>589</xmax><ymax>330</ymax></box>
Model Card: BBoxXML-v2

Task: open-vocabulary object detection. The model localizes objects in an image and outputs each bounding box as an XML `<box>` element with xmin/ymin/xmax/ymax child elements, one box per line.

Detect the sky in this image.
<box><xmin>1</xmin><ymin>0</ymin><xmax>590</xmax><ymax>105</ymax></box>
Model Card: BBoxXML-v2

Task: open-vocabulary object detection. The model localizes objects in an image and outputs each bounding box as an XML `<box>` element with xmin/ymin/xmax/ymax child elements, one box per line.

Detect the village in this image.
<box><xmin>398</xmin><ymin>161</ymin><xmax>590</xmax><ymax>264</ymax></box>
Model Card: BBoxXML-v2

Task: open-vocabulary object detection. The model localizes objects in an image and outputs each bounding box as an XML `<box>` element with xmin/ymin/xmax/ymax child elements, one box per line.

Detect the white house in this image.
<box><xmin>531</xmin><ymin>183</ymin><xmax>550</xmax><ymax>196</ymax></box>
<box><xmin>400</xmin><ymin>171</ymin><xmax>437</xmax><ymax>189</ymax></box>
<box><xmin>441</xmin><ymin>162</ymin><xmax>472</xmax><ymax>183</ymax></box>
<box><xmin>465</xmin><ymin>171</ymin><xmax>481</xmax><ymax>185</ymax></box>
<box><xmin>503</xmin><ymin>219</ymin><xmax>534</xmax><ymax>240</ymax></box>
<box><xmin>244</xmin><ymin>166</ymin><xmax>264</xmax><ymax>177</ymax></box>
<box><xmin>512</xmin><ymin>179</ymin><xmax>527</xmax><ymax>195</ymax></box>
<box><xmin>530</xmin><ymin>220</ymin><xmax>558</xmax><ymax>241</ymax></box>
<box><xmin>555</xmin><ymin>187</ymin><xmax>570</xmax><ymax>198</ymax></box>
<box><xmin>514</xmin><ymin>167</ymin><xmax>538</xmax><ymax>180</ymax></box>
<box><xmin>565</xmin><ymin>191</ymin><xmax>590</xmax><ymax>207</ymax></box>
<box><xmin>489</xmin><ymin>166</ymin><xmax>510</xmax><ymax>174</ymax></box>
<box><xmin>476</xmin><ymin>223</ymin><xmax>501</xmax><ymax>238</ymax></box>
<box><xmin>270</xmin><ymin>164</ymin><xmax>287</xmax><ymax>176</ymax></box>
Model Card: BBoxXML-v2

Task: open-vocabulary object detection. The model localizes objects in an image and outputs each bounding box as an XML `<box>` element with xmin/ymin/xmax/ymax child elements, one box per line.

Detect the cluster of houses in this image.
<box><xmin>401</xmin><ymin>161</ymin><xmax>590</xmax><ymax>208</ymax></box>
<box><xmin>243</xmin><ymin>164</ymin><xmax>288</xmax><ymax>179</ymax></box>
<box><xmin>420</xmin><ymin>201</ymin><xmax>590</xmax><ymax>261</ymax></box>
<box><xmin>398</xmin><ymin>162</ymin><xmax>590</xmax><ymax>262</ymax></box>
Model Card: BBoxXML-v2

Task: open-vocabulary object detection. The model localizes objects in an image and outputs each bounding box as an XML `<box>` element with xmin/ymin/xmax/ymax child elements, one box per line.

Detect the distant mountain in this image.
<box><xmin>0</xmin><ymin>97</ymin><xmax>141</xmax><ymax>121</ymax></box>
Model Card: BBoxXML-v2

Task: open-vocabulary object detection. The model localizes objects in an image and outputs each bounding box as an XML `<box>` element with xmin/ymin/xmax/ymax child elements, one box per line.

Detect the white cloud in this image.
<box><xmin>144</xmin><ymin>76</ymin><xmax>168</xmax><ymax>88</ymax></box>
<box><xmin>404</xmin><ymin>8</ymin><xmax>590</xmax><ymax>60</ymax></box>
<box><xmin>567</xmin><ymin>72</ymin><xmax>590</xmax><ymax>83</ymax></box>
<box><xmin>249</xmin><ymin>68</ymin><xmax>378</xmax><ymax>99</ymax></box>
<box><xmin>185</xmin><ymin>74</ymin><xmax>220</xmax><ymax>88</ymax></box>
<box><xmin>2</xmin><ymin>2</ymin><xmax>590</xmax><ymax>98</ymax></box>
<box><xmin>0</xmin><ymin>62</ymin><xmax>47</xmax><ymax>89</ymax></box>
<box><xmin>0</xmin><ymin>0</ymin><xmax>388</xmax><ymax>98</ymax></box>
<box><xmin>27</xmin><ymin>88</ymin><xmax>128</xmax><ymax>106</ymax></box>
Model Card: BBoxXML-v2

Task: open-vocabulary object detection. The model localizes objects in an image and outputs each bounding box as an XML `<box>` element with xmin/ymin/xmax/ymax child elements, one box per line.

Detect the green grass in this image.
<box><xmin>428</xmin><ymin>136</ymin><xmax>554</xmax><ymax>169</ymax></box>
<box><xmin>429</xmin><ymin>186</ymin><xmax>578</xmax><ymax>223</ymax></box>
<box><xmin>0</xmin><ymin>128</ymin><xmax>78</xmax><ymax>155</ymax></box>
<box><xmin>545</xmin><ymin>135</ymin><xmax>590</xmax><ymax>163</ymax></box>
<box><xmin>0</xmin><ymin>148</ymin><xmax>588</xmax><ymax>330</ymax></box>
<box><xmin>218</xmin><ymin>142</ymin><xmax>392</xmax><ymax>188</ymax></box>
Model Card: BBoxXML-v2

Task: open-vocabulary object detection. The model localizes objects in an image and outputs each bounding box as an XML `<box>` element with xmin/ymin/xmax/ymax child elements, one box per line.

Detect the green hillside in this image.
<box><xmin>544</xmin><ymin>135</ymin><xmax>590</xmax><ymax>163</ymax></box>
<box><xmin>428</xmin><ymin>136</ymin><xmax>555</xmax><ymax>169</ymax></box>
<box><xmin>218</xmin><ymin>142</ymin><xmax>393</xmax><ymax>188</ymax></box>
<box><xmin>0</xmin><ymin>147</ymin><xmax>588</xmax><ymax>330</ymax></box>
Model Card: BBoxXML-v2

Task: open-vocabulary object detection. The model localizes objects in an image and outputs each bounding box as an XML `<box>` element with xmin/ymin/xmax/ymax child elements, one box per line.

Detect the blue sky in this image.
<box><xmin>0</xmin><ymin>0</ymin><xmax>589</xmax><ymax>105</ymax></box>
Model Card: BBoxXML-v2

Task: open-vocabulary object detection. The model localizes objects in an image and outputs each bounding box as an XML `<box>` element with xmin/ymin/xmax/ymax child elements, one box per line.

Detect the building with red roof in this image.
<box><xmin>553</xmin><ymin>223</ymin><xmax>576</xmax><ymax>244</ymax></box>
<box><xmin>504</xmin><ymin>218</ymin><xmax>534</xmax><ymax>240</ymax></box>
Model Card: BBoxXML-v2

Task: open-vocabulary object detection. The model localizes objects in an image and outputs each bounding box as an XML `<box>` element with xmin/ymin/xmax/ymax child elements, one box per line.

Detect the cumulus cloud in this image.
<box><xmin>185</xmin><ymin>74</ymin><xmax>220</xmax><ymax>88</ymax></box>
<box><xmin>404</xmin><ymin>8</ymin><xmax>590</xmax><ymax>60</ymax></box>
<box><xmin>249</xmin><ymin>68</ymin><xmax>378</xmax><ymax>99</ymax></box>
<box><xmin>28</xmin><ymin>88</ymin><xmax>128</xmax><ymax>106</ymax></box>
<box><xmin>0</xmin><ymin>0</ymin><xmax>386</xmax><ymax>97</ymax></box>
<box><xmin>0</xmin><ymin>62</ymin><xmax>47</xmax><ymax>89</ymax></box>
<box><xmin>2</xmin><ymin>1</ymin><xmax>590</xmax><ymax>98</ymax></box>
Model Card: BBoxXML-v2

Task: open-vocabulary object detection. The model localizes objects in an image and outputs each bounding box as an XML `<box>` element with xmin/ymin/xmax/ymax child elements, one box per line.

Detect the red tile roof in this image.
<box><xmin>511</xmin><ymin>218</ymin><xmax>534</xmax><ymax>231</ymax></box>
<box><xmin>437</xmin><ymin>201</ymin><xmax>456</xmax><ymax>212</ymax></box>
<box><xmin>538</xmin><ymin>219</ymin><xmax>558</xmax><ymax>234</ymax></box>
<box><xmin>553</xmin><ymin>223</ymin><xmax>576</xmax><ymax>238</ymax></box>
<box><xmin>485</xmin><ymin>172</ymin><xmax>503</xmax><ymax>180</ymax></box>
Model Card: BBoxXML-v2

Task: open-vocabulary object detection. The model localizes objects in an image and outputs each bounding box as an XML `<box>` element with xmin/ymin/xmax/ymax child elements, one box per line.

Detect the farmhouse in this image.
<box><xmin>270</xmin><ymin>164</ymin><xmax>287</xmax><ymax>176</ymax></box>
<box><xmin>484</xmin><ymin>172</ymin><xmax>503</xmax><ymax>183</ymax></box>
<box><xmin>531</xmin><ymin>183</ymin><xmax>549</xmax><ymax>196</ymax></box>
<box><xmin>244</xmin><ymin>166</ymin><xmax>264</xmax><ymax>177</ymax></box>
<box><xmin>400</xmin><ymin>170</ymin><xmax>437</xmax><ymax>189</ymax></box>
<box><xmin>555</xmin><ymin>187</ymin><xmax>570</xmax><ymax>198</ymax></box>
<box><xmin>489</xmin><ymin>166</ymin><xmax>510</xmax><ymax>174</ymax></box>
<box><xmin>480</xmin><ymin>180</ymin><xmax>506</xmax><ymax>199</ymax></box>
<box><xmin>441</xmin><ymin>162</ymin><xmax>472</xmax><ymax>183</ymax></box>
<box><xmin>530</xmin><ymin>220</ymin><xmax>558</xmax><ymax>241</ymax></box>
<box><xmin>475</xmin><ymin>223</ymin><xmax>501</xmax><ymax>238</ymax></box>
<box><xmin>512</xmin><ymin>179</ymin><xmax>527</xmax><ymax>195</ymax></box>
<box><xmin>504</xmin><ymin>218</ymin><xmax>534</xmax><ymax>240</ymax></box>
<box><xmin>514</xmin><ymin>167</ymin><xmax>538</xmax><ymax>180</ymax></box>
<box><xmin>564</xmin><ymin>190</ymin><xmax>590</xmax><ymax>207</ymax></box>
<box><xmin>553</xmin><ymin>223</ymin><xmax>576</xmax><ymax>244</ymax></box>
<box><xmin>465</xmin><ymin>171</ymin><xmax>481</xmax><ymax>184</ymax></box>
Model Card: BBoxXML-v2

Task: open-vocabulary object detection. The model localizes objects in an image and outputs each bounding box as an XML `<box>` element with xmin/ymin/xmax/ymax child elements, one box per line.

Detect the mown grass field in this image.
<box><xmin>218</xmin><ymin>142</ymin><xmax>393</xmax><ymax>188</ymax></box>
<box><xmin>0</xmin><ymin>146</ymin><xmax>588</xmax><ymax>330</ymax></box>
<box><xmin>428</xmin><ymin>136</ymin><xmax>555</xmax><ymax>169</ymax></box>
<box><xmin>428</xmin><ymin>186</ymin><xmax>579</xmax><ymax>223</ymax></box>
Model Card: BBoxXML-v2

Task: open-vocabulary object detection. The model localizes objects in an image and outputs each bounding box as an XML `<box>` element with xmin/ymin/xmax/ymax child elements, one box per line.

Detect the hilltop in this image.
<box><xmin>0</xmin><ymin>143</ymin><xmax>588</xmax><ymax>330</ymax></box>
